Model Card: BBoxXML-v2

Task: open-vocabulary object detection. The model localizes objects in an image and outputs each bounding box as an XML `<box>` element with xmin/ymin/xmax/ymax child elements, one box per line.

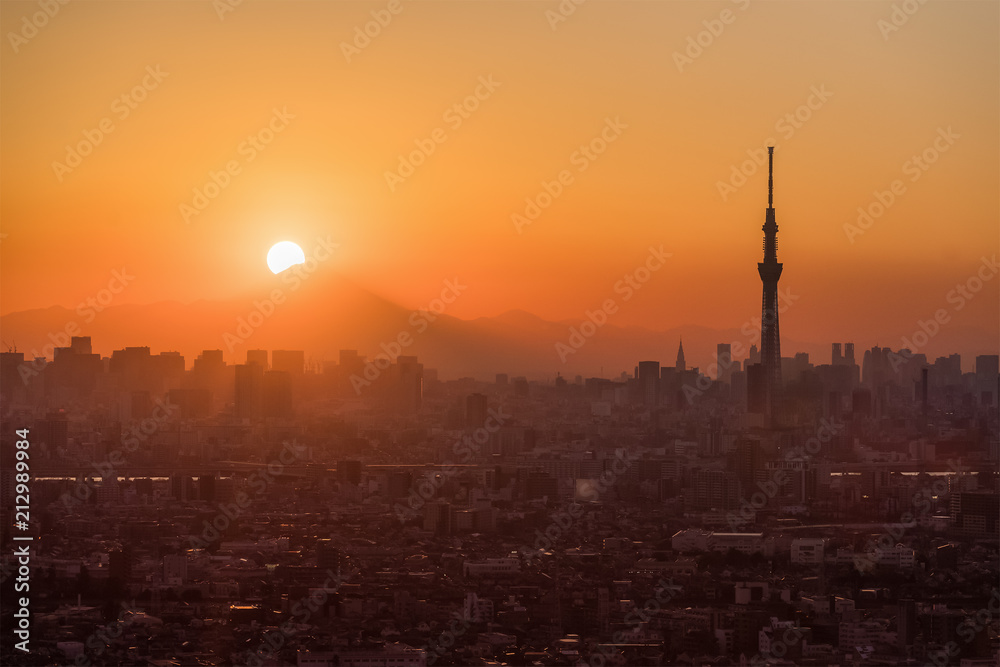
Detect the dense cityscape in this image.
<box><xmin>2</xmin><ymin>2</ymin><xmax>997</xmax><ymax>666</ymax></box>
<box><xmin>1</xmin><ymin>316</ymin><xmax>997</xmax><ymax>667</ymax></box>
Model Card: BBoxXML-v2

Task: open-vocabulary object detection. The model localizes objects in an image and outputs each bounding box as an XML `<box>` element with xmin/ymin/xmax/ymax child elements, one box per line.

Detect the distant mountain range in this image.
<box><xmin>1</xmin><ymin>271</ymin><xmax>995</xmax><ymax>379</ymax></box>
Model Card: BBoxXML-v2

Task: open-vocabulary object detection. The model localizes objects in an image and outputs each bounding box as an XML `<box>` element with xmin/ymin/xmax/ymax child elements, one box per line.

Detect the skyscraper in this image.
<box><xmin>717</xmin><ymin>344</ymin><xmax>733</xmax><ymax>384</ymax></box>
<box><xmin>637</xmin><ymin>360</ymin><xmax>660</xmax><ymax>406</ymax></box>
<box><xmin>676</xmin><ymin>338</ymin><xmax>686</xmax><ymax>372</ymax></box>
<box><xmin>246</xmin><ymin>349</ymin><xmax>268</xmax><ymax>369</ymax></box>
<box><xmin>757</xmin><ymin>147</ymin><xmax>783</xmax><ymax>424</ymax></box>
<box><xmin>235</xmin><ymin>362</ymin><xmax>264</xmax><ymax>420</ymax></box>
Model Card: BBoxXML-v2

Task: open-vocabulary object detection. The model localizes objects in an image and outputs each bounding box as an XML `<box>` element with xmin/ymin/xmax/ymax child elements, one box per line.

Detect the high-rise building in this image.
<box><xmin>692</xmin><ymin>469</ymin><xmax>741</xmax><ymax>511</ymax></box>
<box><xmin>898</xmin><ymin>599</ymin><xmax>916</xmax><ymax>651</ymax></box>
<box><xmin>733</xmin><ymin>439</ymin><xmax>762</xmax><ymax>495</ymax></box>
<box><xmin>246</xmin><ymin>349</ymin><xmax>268</xmax><ymax>369</ymax></box>
<box><xmin>395</xmin><ymin>356</ymin><xmax>423</xmax><ymax>412</ymax></box>
<box><xmin>747</xmin><ymin>364</ymin><xmax>766</xmax><ymax>415</ymax></box>
<box><xmin>317</xmin><ymin>539</ymin><xmax>345</xmax><ymax>572</ymax></box>
<box><xmin>466</xmin><ymin>393</ymin><xmax>488</xmax><ymax>428</ymax></box>
<box><xmin>338</xmin><ymin>460</ymin><xmax>363</xmax><ymax>485</ymax></box>
<box><xmin>637</xmin><ymin>360</ymin><xmax>660</xmax><ymax>406</ymax></box>
<box><xmin>757</xmin><ymin>147</ymin><xmax>783</xmax><ymax>424</ymax></box>
<box><xmin>264</xmin><ymin>370</ymin><xmax>293</xmax><ymax>418</ymax></box>
<box><xmin>844</xmin><ymin>342</ymin><xmax>855</xmax><ymax>366</ymax></box>
<box><xmin>234</xmin><ymin>363</ymin><xmax>264</xmax><ymax>420</ymax></box>
<box><xmin>975</xmin><ymin>354</ymin><xmax>999</xmax><ymax>406</ymax></box>
<box><xmin>832</xmin><ymin>343</ymin><xmax>842</xmax><ymax>365</ymax></box>
<box><xmin>70</xmin><ymin>336</ymin><xmax>92</xmax><ymax>355</ymax></box>
<box><xmin>676</xmin><ymin>339</ymin><xmax>686</xmax><ymax>372</ymax></box>
<box><xmin>717</xmin><ymin>344</ymin><xmax>733</xmax><ymax>384</ymax></box>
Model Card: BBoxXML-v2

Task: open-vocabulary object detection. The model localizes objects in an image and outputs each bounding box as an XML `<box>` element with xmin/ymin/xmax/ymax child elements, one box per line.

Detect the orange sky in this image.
<box><xmin>1</xmin><ymin>0</ymin><xmax>997</xmax><ymax>358</ymax></box>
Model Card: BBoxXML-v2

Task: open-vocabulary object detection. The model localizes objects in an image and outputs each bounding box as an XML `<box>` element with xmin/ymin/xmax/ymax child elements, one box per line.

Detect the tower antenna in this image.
<box><xmin>768</xmin><ymin>146</ymin><xmax>774</xmax><ymax>209</ymax></box>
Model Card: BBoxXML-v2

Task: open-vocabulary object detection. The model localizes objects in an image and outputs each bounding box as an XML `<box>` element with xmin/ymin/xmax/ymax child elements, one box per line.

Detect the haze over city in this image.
<box><xmin>0</xmin><ymin>2</ymin><xmax>997</xmax><ymax>667</ymax></box>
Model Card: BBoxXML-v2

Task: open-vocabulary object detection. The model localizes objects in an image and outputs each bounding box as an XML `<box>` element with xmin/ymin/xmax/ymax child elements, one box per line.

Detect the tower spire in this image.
<box><xmin>768</xmin><ymin>146</ymin><xmax>773</xmax><ymax>209</ymax></box>
<box><xmin>757</xmin><ymin>146</ymin><xmax>783</xmax><ymax>426</ymax></box>
<box><xmin>676</xmin><ymin>338</ymin><xmax>686</xmax><ymax>372</ymax></box>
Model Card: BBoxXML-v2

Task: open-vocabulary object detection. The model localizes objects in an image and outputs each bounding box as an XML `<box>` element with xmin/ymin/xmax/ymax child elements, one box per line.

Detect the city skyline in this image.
<box><xmin>1</xmin><ymin>3</ymin><xmax>998</xmax><ymax>666</ymax></box>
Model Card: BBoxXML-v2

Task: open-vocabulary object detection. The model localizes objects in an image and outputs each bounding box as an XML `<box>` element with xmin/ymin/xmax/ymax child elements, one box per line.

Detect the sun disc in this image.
<box><xmin>267</xmin><ymin>241</ymin><xmax>306</xmax><ymax>274</ymax></box>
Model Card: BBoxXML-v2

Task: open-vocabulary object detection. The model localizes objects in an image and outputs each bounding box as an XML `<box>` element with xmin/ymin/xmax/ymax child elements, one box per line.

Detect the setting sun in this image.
<box><xmin>266</xmin><ymin>241</ymin><xmax>305</xmax><ymax>275</ymax></box>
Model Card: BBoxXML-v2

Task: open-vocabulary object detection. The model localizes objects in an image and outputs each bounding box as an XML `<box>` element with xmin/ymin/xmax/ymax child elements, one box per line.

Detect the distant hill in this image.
<box><xmin>2</xmin><ymin>272</ymin><xmax>995</xmax><ymax>379</ymax></box>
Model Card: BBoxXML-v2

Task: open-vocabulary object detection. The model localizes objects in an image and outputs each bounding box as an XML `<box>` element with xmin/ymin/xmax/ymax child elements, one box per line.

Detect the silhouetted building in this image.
<box><xmin>898</xmin><ymin>599</ymin><xmax>917</xmax><ymax>651</ymax></box>
<box><xmin>394</xmin><ymin>356</ymin><xmax>423</xmax><ymax>412</ymax></box>
<box><xmin>757</xmin><ymin>147</ymin><xmax>783</xmax><ymax>425</ymax></box>
<box><xmin>975</xmin><ymin>354</ymin><xmax>998</xmax><ymax>406</ymax></box>
<box><xmin>747</xmin><ymin>364</ymin><xmax>766</xmax><ymax>415</ymax></box>
<box><xmin>199</xmin><ymin>474</ymin><xmax>216</xmax><ymax>502</ymax></box>
<box><xmin>235</xmin><ymin>363</ymin><xmax>264</xmax><ymax>420</ymax></box>
<box><xmin>317</xmin><ymin>539</ymin><xmax>345</xmax><ymax>572</ymax></box>
<box><xmin>637</xmin><ymin>360</ymin><xmax>660</xmax><ymax>406</ymax></box>
<box><xmin>338</xmin><ymin>460</ymin><xmax>363</xmax><ymax>485</ymax></box>
<box><xmin>246</xmin><ymin>349</ymin><xmax>269</xmax><ymax>369</ymax></box>
<box><xmin>852</xmin><ymin>388</ymin><xmax>873</xmax><ymax>418</ymax></box>
<box><xmin>717</xmin><ymin>344</ymin><xmax>733</xmax><ymax>384</ymax></box>
<box><xmin>692</xmin><ymin>469</ymin><xmax>741</xmax><ymax>511</ymax></box>
<box><xmin>733</xmin><ymin>439</ymin><xmax>762</xmax><ymax>494</ymax></box>
<box><xmin>951</xmin><ymin>491</ymin><xmax>999</xmax><ymax>537</ymax></box>
<box><xmin>264</xmin><ymin>370</ymin><xmax>293</xmax><ymax>418</ymax></box>
<box><xmin>466</xmin><ymin>393</ymin><xmax>488</xmax><ymax>428</ymax></box>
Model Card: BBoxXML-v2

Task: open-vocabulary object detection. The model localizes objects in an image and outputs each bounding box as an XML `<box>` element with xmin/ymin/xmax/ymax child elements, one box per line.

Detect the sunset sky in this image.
<box><xmin>1</xmin><ymin>0</ymin><xmax>997</xmax><ymax>365</ymax></box>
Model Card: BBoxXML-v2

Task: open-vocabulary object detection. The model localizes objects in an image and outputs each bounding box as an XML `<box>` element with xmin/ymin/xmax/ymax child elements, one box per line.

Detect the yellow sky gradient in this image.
<box><xmin>1</xmin><ymin>0</ymin><xmax>997</xmax><ymax>355</ymax></box>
